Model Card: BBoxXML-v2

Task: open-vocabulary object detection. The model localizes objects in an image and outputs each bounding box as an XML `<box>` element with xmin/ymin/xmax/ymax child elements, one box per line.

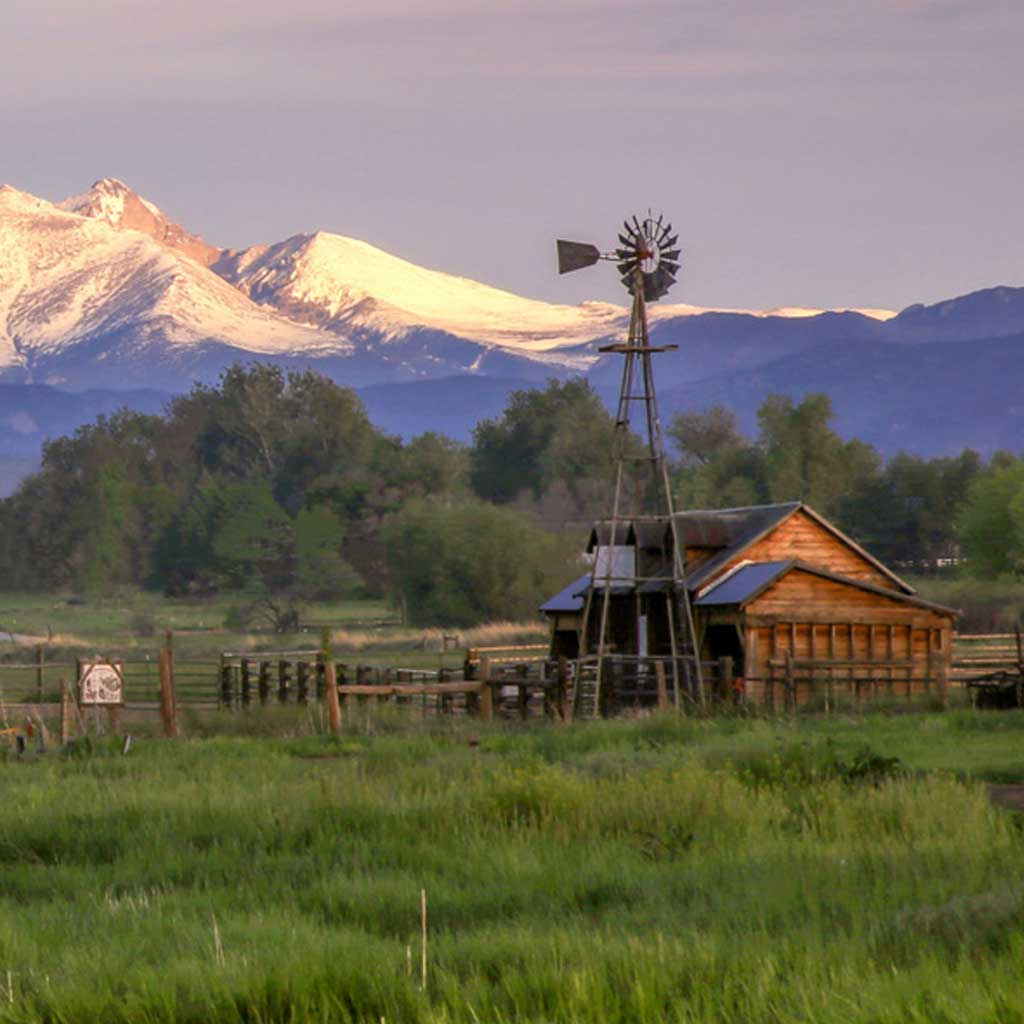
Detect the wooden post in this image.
<box><xmin>718</xmin><ymin>656</ymin><xmax>734</xmax><ymax>708</ymax></box>
<box><xmin>654</xmin><ymin>660</ymin><xmax>669</xmax><ymax>709</ymax></box>
<box><xmin>219</xmin><ymin>655</ymin><xmax>233</xmax><ymax>708</ymax></box>
<box><xmin>60</xmin><ymin>679</ymin><xmax>71</xmax><ymax>745</ymax></box>
<box><xmin>297</xmin><ymin>661</ymin><xmax>310</xmax><ymax>704</ymax></box>
<box><xmin>159</xmin><ymin>647</ymin><xmax>178</xmax><ymax>738</ymax></box>
<box><xmin>315</xmin><ymin>654</ymin><xmax>326</xmax><ymax>701</ymax></box>
<box><xmin>36</xmin><ymin>645</ymin><xmax>44</xmax><ymax>703</ymax></box>
<box><xmin>784</xmin><ymin>649</ymin><xmax>795</xmax><ymax>715</ymax></box>
<box><xmin>324</xmin><ymin>661</ymin><xmax>341</xmax><ymax>734</ymax></box>
<box><xmin>479</xmin><ymin>657</ymin><xmax>493</xmax><ymax>721</ymax></box>
<box><xmin>277</xmin><ymin>660</ymin><xmax>290</xmax><ymax>704</ymax></box>
<box><xmin>258</xmin><ymin>661</ymin><xmax>270</xmax><ymax>705</ymax></box>
<box><xmin>240</xmin><ymin>659</ymin><xmax>252</xmax><ymax>706</ymax></box>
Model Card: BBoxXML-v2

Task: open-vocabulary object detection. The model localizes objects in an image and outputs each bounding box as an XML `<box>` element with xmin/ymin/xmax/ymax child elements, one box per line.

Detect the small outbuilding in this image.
<box><xmin>541</xmin><ymin>502</ymin><xmax>957</xmax><ymax>709</ymax></box>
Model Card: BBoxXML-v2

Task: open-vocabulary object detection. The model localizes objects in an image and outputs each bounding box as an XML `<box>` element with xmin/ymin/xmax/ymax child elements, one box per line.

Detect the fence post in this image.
<box><xmin>479</xmin><ymin>657</ymin><xmax>493</xmax><ymax>722</ymax></box>
<box><xmin>297</xmin><ymin>662</ymin><xmax>310</xmax><ymax>704</ymax></box>
<box><xmin>784</xmin><ymin>649</ymin><xmax>796</xmax><ymax>715</ymax></box>
<box><xmin>258</xmin><ymin>661</ymin><xmax>270</xmax><ymax>705</ymax></box>
<box><xmin>654</xmin><ymin>660</ymin><xmax>669</xmax><ymax>709</ymax></box>
<box><xmin>36</xmin><ymin>645</ymin><xmax>44</xmax><ymax>703</ymax></box>
<box><xmin>556</xmin><ymin>657</ymin><xmax>571</xmax><ymax>722</ymax></box>
<box><xmin>324</xmin><ymin>661</ymin><xmax>341</xmax><ymax>734</ymax></box>
<box><xmin>159</xmin><ymin>646</ymin><xmax>178</xmax><ymax>738</ymax></box>
<box><xmin>60</xmin><ymin>679</ymin><xmax>71</xmax><ymax>745</ymax></box>
<box><xmin>219</xmin><ymin>655</ymin><xmax>234</xmax><ymax>709</ymax></box>
<box><xmin>240</xmin><ymin>659</ymin><xmax>252</xmax><ymax>706</ymax></box>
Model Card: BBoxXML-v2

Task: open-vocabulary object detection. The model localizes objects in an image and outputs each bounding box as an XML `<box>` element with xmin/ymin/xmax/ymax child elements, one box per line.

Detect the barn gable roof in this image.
<box><xmin>695</xmin><ymin>559</ymin><xmax>956</xmax><ymax>615</ymax></box>
<box><xmin>676</xmin><ymin>502</ymin><xmax>914</xmax><ymax>596</ymax></box>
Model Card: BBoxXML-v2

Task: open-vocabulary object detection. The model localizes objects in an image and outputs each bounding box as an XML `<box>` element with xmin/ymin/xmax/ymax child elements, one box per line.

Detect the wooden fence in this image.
<box><xmin>1</xmin><ymin>630</ymin><xmax>1022</xmax><ymax>721</ymax></box>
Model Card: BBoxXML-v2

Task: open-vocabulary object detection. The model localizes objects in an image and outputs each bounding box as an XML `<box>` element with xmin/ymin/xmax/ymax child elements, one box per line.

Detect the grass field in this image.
<box><xmin>0</xmin><ymin>590</ymin><xmax>547</xmax><ymax>672</ymax></box>
<box><xmin>3</xmin><ymin>709</ymin><xmax>1024</xmax><ymax>1023</ymax></box>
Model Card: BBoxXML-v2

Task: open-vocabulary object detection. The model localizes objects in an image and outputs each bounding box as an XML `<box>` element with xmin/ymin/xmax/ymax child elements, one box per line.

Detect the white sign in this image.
<box><xmin>80</xmin><ymin>661</ymin><xmax>124</xmax><ymax>706</ymax></box>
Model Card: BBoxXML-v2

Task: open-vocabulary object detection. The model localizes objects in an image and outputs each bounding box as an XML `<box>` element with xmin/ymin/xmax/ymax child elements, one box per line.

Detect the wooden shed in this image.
<box><xmin>541</xmin><ymin>502</ymin><xmax>957</xmax><ymax>709</ymax></box>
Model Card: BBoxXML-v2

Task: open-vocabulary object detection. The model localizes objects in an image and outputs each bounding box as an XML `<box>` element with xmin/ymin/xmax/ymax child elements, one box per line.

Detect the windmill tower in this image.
<box><xmin>556</xmin><ymin>214</ymin><xmax>704</xmax><ymax>716</ymax></box>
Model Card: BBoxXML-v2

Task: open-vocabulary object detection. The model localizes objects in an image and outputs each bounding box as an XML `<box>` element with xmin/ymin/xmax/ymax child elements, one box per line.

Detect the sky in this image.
<box><xmin>2</xmin><ymin>0</ymin><xmax>1022</xmax><ymax>312</ymax></box>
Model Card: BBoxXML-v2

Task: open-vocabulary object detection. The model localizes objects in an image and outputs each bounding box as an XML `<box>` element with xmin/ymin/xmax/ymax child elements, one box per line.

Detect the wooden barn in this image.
<box><xmin>540</xmin><ymin>502</ymin><xmax>957</xmax><ymax>709</ymax></box>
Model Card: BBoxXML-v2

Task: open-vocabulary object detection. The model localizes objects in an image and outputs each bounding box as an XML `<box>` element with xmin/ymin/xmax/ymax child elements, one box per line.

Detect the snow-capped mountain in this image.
<box><xmin>2</xmin><ymin>175</ymin><xmax>1023</xmax><ymax>438</ymax></box>
<box><xmin>59</xmin><ymin>178</ymin><xmax>221</xmax><ymax>266</ymax></box>
<box><xmin>0</xmin><ymin>184</ymin><xmax>344</xmax><ymax>388</ymax></box>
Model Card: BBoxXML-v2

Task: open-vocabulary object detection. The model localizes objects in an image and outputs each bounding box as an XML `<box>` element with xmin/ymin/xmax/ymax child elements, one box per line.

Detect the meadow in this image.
<box><xmin>3</xmin><ymin>708</ymin><xmax>1024</xmax><ymax>1023</ymax></box>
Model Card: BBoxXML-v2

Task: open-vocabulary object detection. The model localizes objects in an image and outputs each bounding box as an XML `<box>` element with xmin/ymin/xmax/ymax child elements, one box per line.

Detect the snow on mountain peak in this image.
<box><xmin>58</xmin><ymin>179</ymin><xmax>220</xmax><ymax>267</ymax></box>
<box><xmin>215</xmin><ymin>230</ymin><xmax>628</xmax><ymax>358</ymax></box>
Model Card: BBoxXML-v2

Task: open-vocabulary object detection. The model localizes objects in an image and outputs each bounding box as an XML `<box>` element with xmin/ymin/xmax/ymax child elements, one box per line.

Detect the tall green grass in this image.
<box><xmin>2</xmin><ymin>713</ymin><xmax>1024</xmax><ymax>1022</ymax></box>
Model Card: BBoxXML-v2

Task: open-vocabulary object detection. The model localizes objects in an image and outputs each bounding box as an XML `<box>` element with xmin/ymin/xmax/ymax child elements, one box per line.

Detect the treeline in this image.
<box><xmin>0</xmin><ymin>365</ymin><xmax>1021</xmax><ymax>627</ymax></box>
<box><xmin>669</xmin><ymin>395</ymin><xmax>1024</xmax><ymax>575</ymax></box>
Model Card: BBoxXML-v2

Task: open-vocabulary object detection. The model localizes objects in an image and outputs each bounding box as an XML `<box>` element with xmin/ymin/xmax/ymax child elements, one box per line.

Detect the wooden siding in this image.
<box><xmin>716</xmin><ymin>509</ymin><xmax>895</xmax><ymax>590</ymax></box>
<box><xmin>736</xmin><ymin>568</ymin><xmax>952</xmax><ymax>707</ymax></box>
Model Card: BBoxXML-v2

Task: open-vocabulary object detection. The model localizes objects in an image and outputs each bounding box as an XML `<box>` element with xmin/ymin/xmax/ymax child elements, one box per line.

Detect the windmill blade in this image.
<box><xmin>661</xmin><ymin>249</ymin><xmax>682</xmax><ymax>263</ymax></box>
<box><xmin>618</xmin><ymin>233</ymin><xmax>634</xmax><ymax>248</ymax></box>
<box><xmin>662</xmin><ymin>233</ymin><xmax>679</xmax><ymax>250</ymax></box>
<box><xmin>657</xmin><ymin>221</ymin><xmax>672</xmax><ymax>245</ymax></box>
<box><xmin>643</xmin><ymin>267</ymin><xmax>675</xmax><ymax>301</ymax></box>
<box><xmin>632</xmin><ymin>214</ymin><xmax>643</xmax><ymax>236</ymax></box>
<box><xmin>556</xmin><ymin>240</ymin><xmax>601</xmax><ymax>275</ymax></box>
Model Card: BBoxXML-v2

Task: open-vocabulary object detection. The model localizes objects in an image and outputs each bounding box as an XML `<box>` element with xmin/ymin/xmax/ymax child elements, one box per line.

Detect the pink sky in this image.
<box><xmin>2</xmin><ymin>0</ymin><xmax>1022</xmax><ymax>310</ymax></box>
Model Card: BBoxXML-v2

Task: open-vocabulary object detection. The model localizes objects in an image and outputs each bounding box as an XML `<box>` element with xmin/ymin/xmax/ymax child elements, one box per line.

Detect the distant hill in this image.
<box><xmin>658</xmin><ymin>332</ymin><xmax>1024</xmax><ymax>456</ymax></box>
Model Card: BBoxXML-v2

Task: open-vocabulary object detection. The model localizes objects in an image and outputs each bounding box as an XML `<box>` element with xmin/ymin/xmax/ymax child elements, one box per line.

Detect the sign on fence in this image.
<box><xmin>79</xmin><ymin>660</ymin><xmax>125</xmax><ymax>706</ymax></box>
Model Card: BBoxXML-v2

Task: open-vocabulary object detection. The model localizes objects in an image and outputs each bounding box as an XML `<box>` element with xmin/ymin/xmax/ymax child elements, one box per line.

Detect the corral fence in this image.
<box><xmin>1</xmin><ymin>631</ymin><xmax>1021</xmax><ymax>723</ymax></box>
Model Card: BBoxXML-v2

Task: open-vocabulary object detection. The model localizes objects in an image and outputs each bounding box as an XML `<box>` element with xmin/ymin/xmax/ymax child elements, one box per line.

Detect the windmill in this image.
<box><xmin>557</xmin><ymin>214</ymin><xmax>703</xmax><ymax>716</ymax></box>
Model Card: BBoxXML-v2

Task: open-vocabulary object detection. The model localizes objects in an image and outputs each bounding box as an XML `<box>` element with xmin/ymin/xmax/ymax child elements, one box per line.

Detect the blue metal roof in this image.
<box><xmin>539</xmin><ymin>574</ymin><xmax>590</xmax><ymax>614</ymax></box>
<box><xmin>694</xmin><ymin>561</ymin><xmax>792</xmax><ymax>607</ymax></box>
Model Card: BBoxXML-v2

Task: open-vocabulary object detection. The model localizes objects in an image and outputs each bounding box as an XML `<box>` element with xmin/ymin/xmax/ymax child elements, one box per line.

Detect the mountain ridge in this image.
<box><xmin>0</xmin><ymin>177</ymin><xmax>1022</xmax><ymax>493</ymax></box>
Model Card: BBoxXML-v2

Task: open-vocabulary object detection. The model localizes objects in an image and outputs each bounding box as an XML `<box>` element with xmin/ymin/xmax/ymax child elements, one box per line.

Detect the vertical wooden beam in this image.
<box><xmin>557</xmin><ymin>656</ymin><xmax>571</xmax><ymax>723</ymax></box>
<box><xmin>159</xmin><ymin>647</ymin><xmax>178</xmax><ymax>738</ymax></box>
<box><xmin>324</xmin><ymin>661</ymin><xmax>341</xmax><ymax>734</ymax></box>
<box><xmin>479</xmin><ymin>657</ymin><xmax>493</xmax><ymax>722</ymax></box>
<box><xmin>655</xmin><ymin>660</ymin><xmax>669</xmax><ymax>709</ymax></box>
<box><xmin>35</xmin><ymin>645</ymin><xmax>44</xmax><ymax>703</ymax></box>
<box><xmin>887</xmin><ymin>624</ymin><xmax>895</xmax><ymax>700</ymax></box>
<box><xmin>60</xmin><ymin>679</ymin><xmax>71</xmax><ymax>745</ymax></box>
<box><xmin>783</xmin><ymin>648</ymin><xmax>795</xmax><ymax>715</ymax></box>
<box><xmin>719</xmin><ymin>656</ymin><xmax>734</xmax><ymax>709</ymax></box>
<box><xmin>906</xmin><ymin>625</ymin><xmax>913</xmax><ymax>698</ymax></box>
<box><xmin>240</xmin><ymin>659</ymin><xmax>252</xmax><ymax>707</ymax></box>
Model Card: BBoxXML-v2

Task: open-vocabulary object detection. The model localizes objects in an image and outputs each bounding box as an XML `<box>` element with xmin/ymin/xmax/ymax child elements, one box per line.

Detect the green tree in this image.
<box><xmin>958</xmin><ymin>458</ymin><xmax>1024</xmax><ymax>577</ymax></box>
<box><xmin>382</xmin><ymin>499</ymin><xmax>581</xmax><ymax>626</ymax></box>
<box><xmin>758</xmin><ymin>394</ymin><xmax>879</xmax><ymax>517</ymax></box>
<box><xmin>471</xmin><ymin>379</ymin><xmax>617</xmax><ymax>509</ymax></box>
<box><xmin>668</xmin><ymin>406</ymin><xmax>745</xmax><ymax>467</ymax></box>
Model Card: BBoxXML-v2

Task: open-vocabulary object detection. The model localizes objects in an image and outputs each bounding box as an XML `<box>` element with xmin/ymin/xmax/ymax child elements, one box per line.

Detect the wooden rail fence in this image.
<box><xmin>1</xmin><ymin>630</ymin><xmax>1021</xmax><ymax>720</ymax></box>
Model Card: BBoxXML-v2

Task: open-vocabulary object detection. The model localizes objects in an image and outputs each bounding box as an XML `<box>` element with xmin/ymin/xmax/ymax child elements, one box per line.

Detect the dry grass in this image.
<box><xmin>326</xmin><ymin>619</ymin><xmax>548</xmax><ymax>653</ymax></box>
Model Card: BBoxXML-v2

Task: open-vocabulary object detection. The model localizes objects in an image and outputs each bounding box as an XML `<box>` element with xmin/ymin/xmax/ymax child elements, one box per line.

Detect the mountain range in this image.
<box><xmin>0</xmin><ymin>176</ymin><xmax>1022</xmax><ymax>495</ymax></box>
